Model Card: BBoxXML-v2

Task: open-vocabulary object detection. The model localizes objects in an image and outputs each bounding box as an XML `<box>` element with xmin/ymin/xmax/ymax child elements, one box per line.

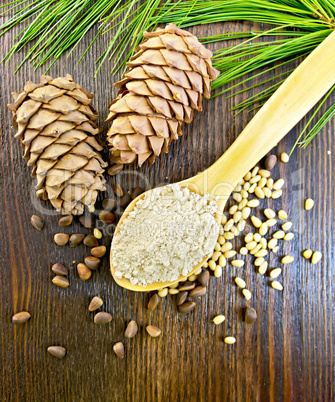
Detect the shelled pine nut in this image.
<box><xmin>235</xmin><ymin>277</ymin><xmax>246</xmax><ymax>288</ymax></box>
<box><xmin>278</xmin><ymin>210</ymin><xmax>288</xmax><ymax>220</ymax></box>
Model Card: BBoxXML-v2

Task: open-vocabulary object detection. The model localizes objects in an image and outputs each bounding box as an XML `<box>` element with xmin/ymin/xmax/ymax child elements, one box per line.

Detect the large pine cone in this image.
<box><xmin>106</xmin><ymin>23</ymin><xmax>220</xmax><ymax>172</ymax></box>
<box><xmin>8</xmin><ymin>74</ymin><xmax>107</xmax><ymax>215</ymax></box>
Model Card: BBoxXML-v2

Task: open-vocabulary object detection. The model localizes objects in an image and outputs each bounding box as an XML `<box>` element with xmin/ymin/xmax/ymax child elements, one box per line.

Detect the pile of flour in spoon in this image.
<box><xmin>112</xmin><ymin>184</ymin><xmax>219</xmax><ymax>286</ymax></box>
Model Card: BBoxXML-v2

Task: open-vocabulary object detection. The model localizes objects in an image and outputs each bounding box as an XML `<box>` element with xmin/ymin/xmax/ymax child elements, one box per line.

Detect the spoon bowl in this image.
<box><xmin>110</xmin><ymin>30</ymin><xmax>335</xmax><ymax>292</ymax></box>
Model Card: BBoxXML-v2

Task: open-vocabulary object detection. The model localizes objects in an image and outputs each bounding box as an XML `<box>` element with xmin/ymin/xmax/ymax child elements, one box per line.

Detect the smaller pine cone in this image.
<box><xmin>8</xmin><ymin>74</ymin><xmax>107</xmax><ymax>215</ymax></box>
<box><xmin>106</xmin><ymin>23</ymin><xmax>220</xmax><ymax>171</ymax></box>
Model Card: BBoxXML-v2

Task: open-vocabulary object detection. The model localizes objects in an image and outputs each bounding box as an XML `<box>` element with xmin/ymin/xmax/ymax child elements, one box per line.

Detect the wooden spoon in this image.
<box><xmin>110</xmin><ymin>30</ymin><xmax>335</xmax><ymax>292</ymax></box>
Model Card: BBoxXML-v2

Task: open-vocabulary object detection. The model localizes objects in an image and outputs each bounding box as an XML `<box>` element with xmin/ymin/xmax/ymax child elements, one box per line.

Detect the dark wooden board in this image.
<box><xmin>0</xmin><ymin>14</ymin><xmax>334</xmax><ymax>402</ymax></box>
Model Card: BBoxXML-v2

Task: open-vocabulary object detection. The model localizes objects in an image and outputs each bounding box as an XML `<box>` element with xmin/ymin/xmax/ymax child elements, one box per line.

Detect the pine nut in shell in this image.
<box><xmin>176</xmin><ymin>291</ymin><xmax>188</xmax><ymax>306</ymax></box>
<box><xmin>51</xmin><ymin>263</ymin><xmax>68</xmax><ymax>276</ymax></box>
<box><xmin>178</xmin><ymin>301</ymin><xmax>196</xmax><ymax>314</ymax></box>
<box><xmin>12</xmin><ymin>311</ymin><xmax>31</xmax><ymax>324</ymax></box>
<box><xmin>311</xmin><ymin>251</ymin><xmax>322</xmax><ymax>264</ymax></box>
<box><xmin>94</xmin><ymin>312</ymin><xmax>112</xmax><ymax>325</ymax></box>
<box><xmin>52</xmin><ymin>276</ymin><xmax>69</xmax><ymax>288</ymax></box>
<box><xmin>305</xmin><ymin>198</ymin><xmax>314</xmax><ymax>210</ymax></box>
<box><xmin>88</xmin><ymin>296</ymin><xmax>103</xmax><ymax>311</ymax></box>
<box><xmin>198</xmin><ymin>270</ymin><xmax>210</xmax><ymax>287</ymax></box>
<box><xmin>130</xmin><ymin>187</ymin><xmax>144</xmax><ymax>199</ymax></box>
<box><xmin>69</xmin><ymin>234</ymin><xmax>85</xmax><ymax>247</ymax></box>
<box><xmin>113</xmin><ymin>342</ymin><xmax>125</xmax><ymax>358</ymax></box>
<box><xmin>189</xmin><ymin>286</ymin><xmax>207</xmax><ymax>298</ymax></box>
<box><xmin>245</xmin><ymin>308</ymin><xmax>257</xmax><ymax>324</ymax></box>
<box><xmin>148</xmin><ymin>294</ymin><xmax>159</xmax><ymax>311</ymax></box>
<box><xmin>58</xmin><ymin>215</ymin><xmax>73</xmax><ymax>227</ymax></box>
<box><xmin>77</xmin><ymin>263</ymin><xmax>92</xmax><ymax>280</ymax></box>
<box><xmin>30</xmin><ymin>215</ymin><xmax>44</xmax><ymax>230</ymax></box>
<box><xmin>54</xmin><ymin>233</ymin><xmax>69</xmax><ymax>246</ymax></box>
<box><xmin>47</xmin><ymin>346</ymin><xmax>66</xmax><ymax>359</ymax></box>
<box><xmin>125</xmin><ymin>320</ymin><xmax>138</xmax><ymax>338</ymax></box>
<box><xmin>91</xmin><ymin>246</ymin><xmax>106</xmax><ymax>258</ymax></box>
<box><xmin>79</xmin><ymin>215</ymin><xmax>94</xmax><ymax>229</ymax></box>
<box><xmin>113</xmin><ymin>183</ymin><xmax>124</xmax><ymax>197</ymax></box>
<box><xmin>84</xmin><ymin>256</ymin><xmax>100</xmax><ymax>270</ymax></box>
<box><xmin>83</xmin><ymin>234</ymin><xmax>99</xmax><ymax>248</ymax></box>
<box><xmin>265</xmin><ymin>154</ymin><xmax>277</xmax><ymax>170</ymax></box>
<box><xmin>179</xmin><ymin>282</ymin><xmax>196</xmax><ymax>291</ymax></box>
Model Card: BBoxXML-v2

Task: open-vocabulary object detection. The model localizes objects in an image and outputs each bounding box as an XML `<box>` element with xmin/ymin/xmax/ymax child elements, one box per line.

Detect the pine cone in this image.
<box><xmin>8</xmin><ymin>74</ymin><xmax>107</xmax><ymax>215</ymax></box>
<box><xmin>106</xmin><ymin>23</ymin><xmax>219</xmax><ymax>171</ymax></box>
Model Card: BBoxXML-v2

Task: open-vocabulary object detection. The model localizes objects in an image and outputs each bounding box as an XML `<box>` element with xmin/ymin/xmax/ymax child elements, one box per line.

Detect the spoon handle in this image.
<box><xmin>205</xmin><ymin>30</ymin><xmax>335</xmax><ymax>195</ymax></box>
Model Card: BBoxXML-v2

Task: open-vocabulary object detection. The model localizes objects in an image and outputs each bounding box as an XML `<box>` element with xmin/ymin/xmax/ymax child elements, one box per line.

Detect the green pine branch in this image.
<box><xmin>1</xmin><ymin>0</ymin><xmax>335</xmax><ymax>149</ymax></box>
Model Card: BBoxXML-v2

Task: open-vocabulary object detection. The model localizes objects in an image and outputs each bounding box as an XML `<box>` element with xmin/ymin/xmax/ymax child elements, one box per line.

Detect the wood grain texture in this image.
<box><xmin>0</xmin><ymin>14</ymin><xmax>334</xmax><ymax>402</ymax></box>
